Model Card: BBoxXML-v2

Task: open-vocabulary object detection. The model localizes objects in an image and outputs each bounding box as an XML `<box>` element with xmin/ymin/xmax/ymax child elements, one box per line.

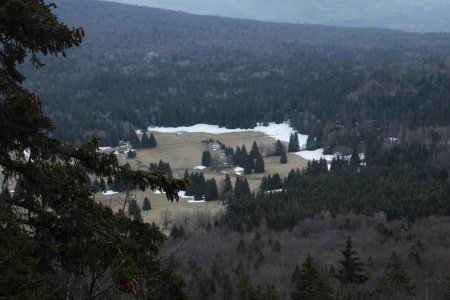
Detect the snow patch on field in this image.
<box><xmin>154</xmin><ymin>190</ymin><xmax>206</xmax><ymax>203</ymax></box>
<box><xmin>178</xmin><ymin>191</ymin><xmax>205</xmax><ymax>203</ymax></box>
<box><xmin>148</xmin><ymin>122</ymin><xmax>307</xmax><ymax>145</ymax></box>
<box><xmin>194</xmin><ymin>166</ymin><xmax>207</xmax><ymax>170</ymax></box>
<box><xmin>234</xmin><ymin>166</ymin><xmax>244</xmax><ymax>176</ymax></box>
<box><xmin>187</xmin><ymin>199</ymin><xmax>206</xmax><ymax>203</ymax></box>
<box><xmin>102</xmin><ymin>189</ymin><xmax>118</xmax><ymax>195</ymax></box>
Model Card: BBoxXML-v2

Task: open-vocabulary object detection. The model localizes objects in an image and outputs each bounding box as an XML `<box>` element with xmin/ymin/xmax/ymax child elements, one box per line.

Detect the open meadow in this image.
<box><xmin>96</xmin><ymin>129</ymin><xmax>308</xmax><ymax>228</ymax></box>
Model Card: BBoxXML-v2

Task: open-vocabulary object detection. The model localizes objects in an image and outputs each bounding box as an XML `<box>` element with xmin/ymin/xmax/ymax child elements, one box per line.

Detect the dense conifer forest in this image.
<box><xmin>24</xmin><ymin>0</ymin><xmax>450</xmax><ymax>163</ymax></box>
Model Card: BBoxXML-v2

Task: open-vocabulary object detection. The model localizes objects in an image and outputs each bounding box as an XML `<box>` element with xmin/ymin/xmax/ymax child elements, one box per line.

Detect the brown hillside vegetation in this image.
<box><xmin>163</xmin><ymin>214</ymin><xmax>450</xmax><ymax>299</ymax></box>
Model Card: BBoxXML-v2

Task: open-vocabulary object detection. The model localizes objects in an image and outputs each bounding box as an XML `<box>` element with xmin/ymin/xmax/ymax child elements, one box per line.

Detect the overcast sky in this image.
<box><xmin>104</xmin><ymin>0</ymin><xmax>450</xmax><ymax>32</ymax></box>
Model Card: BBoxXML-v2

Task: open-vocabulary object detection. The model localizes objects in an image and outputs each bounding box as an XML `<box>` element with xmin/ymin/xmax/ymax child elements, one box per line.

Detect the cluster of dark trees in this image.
<box><xmin>150</xmin><ymin>160</ymin><xmax>173</xmax><ymax>177</ymax></box>
<box><xmin>223</xmin><ymin>142</ymin><xmax>266</xmax><ymax>174</ymax></box>
<box><xmin>184</xmin><ymin>171</ymin><xmax>218</xmax><ymax>201</ymax></box>
<box><xmin>140</xmin><ymin>132</ymin><xmax>157</xmax><ymax>148</ymax></box>
<box><xmin>290</xmin><ymin>236</ymin><xmax>413</xmax><ymax>299</ymax></box>
<box><xmin>127</xmin><ymin>149</ymin><xmax>137</xmax><ymax>158</ymax></box>
<box><xmin>260</xmin><ymin>173</ymin><xmax>284</xmax><ymax>192</ymax></box>
<box><xmin>225</xmin><ymin>162</ymin><xmax>450</xmax><ymax>231</ymax></box>
<box><xmin>129</xmin><ymin>132</ymin><xmax>157</xmax><ymax>149</ymax></box>
<box><xmin>167</xmin><ymin>223</ymin><xmax>424</xmax><ymax>300</ymax></box>
<box><xmin>288</xmin><ymin>133</ymin><xmax>301</xmax><ymax>152</ymax></box>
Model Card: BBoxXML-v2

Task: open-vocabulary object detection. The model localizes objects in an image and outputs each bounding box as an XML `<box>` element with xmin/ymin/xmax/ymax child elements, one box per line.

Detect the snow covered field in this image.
<box><xmin>148</xmin><ymin>122</ymin><xmax>306</xmax><ymax>144</ymax></box>
<box><xmin>147</xmin><ymin>122</ymin><xmax>339</xmax><ymax>161</ymax></box>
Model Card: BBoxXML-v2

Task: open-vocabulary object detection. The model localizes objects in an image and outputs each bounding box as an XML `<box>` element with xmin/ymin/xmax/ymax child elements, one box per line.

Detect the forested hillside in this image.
<box><xmin>24</xmin><ymin>0</ymin><xmax>450</xmax><ymax>162</ymax></box>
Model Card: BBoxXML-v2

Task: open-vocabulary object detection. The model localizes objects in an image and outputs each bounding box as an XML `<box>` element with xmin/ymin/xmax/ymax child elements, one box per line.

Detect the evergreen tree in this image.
<box><xmin>234</xmin><ymin>177</ymin><xmax>251</xmax><ymax>198</ymax></box>
<box><xmin>148</xmin><ymin>133</ymin><xmax>157</xmax><ymax>148</ymax></box>
<box><xmin>235</xmin><ymin>146</ymin><xmax>242</xmax><ymax>166</ymax></box>
<box><xmin>240</xmin><ymin>146</ymin><xmax>252</xmax><ymax>174</ymax></box>
<box><xmin>350</xmin><ymin>147</ymin><xmax>361</xmax><ymax>168</ymax></box>
<box><xmin>224</xmin><ymin>174</ymin><xmax>233</xmax><ymax>194</ymax></box>
<box><xmin>202</xmin><ymin>150</ymin><xmax>213</xmax><ymax>167</ymax></box>
<box><xmin>280</xmin><ymin>151</ymin><xmax>288</xmax><ymax>164</ymax></box>
<box><xmin>288</xmin><ymin>133</ymin><xmax>300</xmax><ymax>152</ymax></box>
<box><xmin>291</xmin><ymin>254</ymin><xmax>333</xmax><ymax>300</ymax></box>
<box><xmin>205</xmin><ymin>178</ymin><xmax>219</xmax><ymax>201</ymax></box>
<box><xmin>337</xmin><ymin>236</ymin><xmax>368</xmax><ymax>285</ymax></box>
<box><xmin>319</xmin><ymin>158</ymin><xmax>328</xmax><ymax>173</ymax></box>
<box><xmin>156</xmin><ymin>160</ymin><xmax>173</xmax><ymax>177</ymax></box>
<box><xmin>330</xmin><ymin>156</ymin><xmax>347</xmax><ymax>172</ymax></box>
<box><xmin>187</xmin><ymin>172</ymin><xmax>207</xmax><ymax>200</ymax></box>
<box><xmin>127</xmin><ymin>149</ymin><xmax>137</xmax><ymax>158</ymax></box>
<box><xmin>0</xmin><ymin>3</ymin><xmax>189</xmax><ymax>297</ymax></box>
<box><xmin>128</xmin><ymin>199</ymin><xmax>143</xmax><ymax>222</ymax></box>
<box><xmin>275</xmin><ymin>139</ymin><xmax>284</xmax><ymax>156</ymax></box>
<box><xmin>376</xmin><ymin>252</ymin><xmax>415</xmax><ymax>297</ymax></box>
<box><xmin>249</xmin><ymin>141</ymin><xmax>261</xmax><ymax>168</ymax></box>
<box><xmin>225</xmin><ymin>147</ymin><xmax>235</xmax><ymax>164</ymax></box>
<box><xmin>141</xmin><ymin>132</ymin><xmax>151</xmax><ymax>148</ymax></box>
<box><xmin>221</xmin><ymin>173</ymin><xmax>234</xmax><ymax>201</ymax></box>
<box><xmin>260</xmin><ymin>175</ymin><xmax>268</xmax><ymax>191</ymax></box>
<box><xmin>143</xmin><ymin>197</ymin><xmax>152</xmax><ymax>211</ymax></box>
<box><xmin>129</xmin><ymin>131</ymin><xmax>141</xmax><ymax>149</ymax></box>
<box><xmin>254</xmin><ymin>156</ymin><xmax>265</xmax><ymax>173</ymax></box>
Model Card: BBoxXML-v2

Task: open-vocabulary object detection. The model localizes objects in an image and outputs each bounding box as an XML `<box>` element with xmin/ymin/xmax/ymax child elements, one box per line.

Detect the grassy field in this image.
<box><xmin>97</xmin><ymin>130</ymin><xmax>308</xmax><ymax>228</ymax></box>
<box><xmin>95</xmin><ymin>189</ymin><xmax>224</xmax><ymax>233</ymax></box>
<box><xmin>3</xmin><ymin>130</ymin><xmax>308</xmax><ymax>229</ymax></box>
<box><xmin>131</xmin><ymin>131</ymin><xmax>308</xmax><ymax>190</ymax></box>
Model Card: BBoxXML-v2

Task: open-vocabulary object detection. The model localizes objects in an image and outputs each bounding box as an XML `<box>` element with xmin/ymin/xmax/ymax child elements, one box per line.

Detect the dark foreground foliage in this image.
<box><xmin>0</xmin><ymin>1</ymin><xmax>188</xmax><ymax>298</ymax></box>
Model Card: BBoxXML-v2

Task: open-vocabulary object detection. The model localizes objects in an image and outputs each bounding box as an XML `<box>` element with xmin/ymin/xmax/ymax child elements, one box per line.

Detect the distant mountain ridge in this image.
<box><xmin>105</xmin><ymin>0</ymin><xmax>450</xmax><ymax>32</ymax></box>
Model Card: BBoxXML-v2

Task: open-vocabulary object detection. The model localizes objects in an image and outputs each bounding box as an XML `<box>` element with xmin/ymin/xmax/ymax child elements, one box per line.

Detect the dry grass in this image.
<box><xmin>130</xmin><ymin>131</ymin><xmax>307</xmax><ymax>191</ymax></box>
<box><xmin>95</xmin><ymin>189</ymin><xmax>224</xmax><ymax>234</ymax></box>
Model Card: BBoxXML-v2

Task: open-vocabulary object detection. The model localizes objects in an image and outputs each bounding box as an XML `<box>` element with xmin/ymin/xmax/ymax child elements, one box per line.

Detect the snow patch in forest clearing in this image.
<box><xmin>147</xmin><ymin>122</ymin><xmax>307</xmax><ymax>145</ymax></box>
<box><xmin>194</xmin><ymin>166</ymin><xmax>207</xmax><ymax>170</ymax></box>
<box><xmin>293</xmin><ymin>148</ymin><xmax>335</xmax><ymax>161</ymax></box>
<box><xmin>135</xmin><ymin>129</ymin><xmax>143</xmax><ymax>135</ymax></box>
<box><xmin>98</xmin><ymin>147</ymin><xmax>111</xmax><ymax>151</ymax></box>
<box><xmin>102</xmin><ymin>189</ymin><xmax>118</xmax><ymax>195</ymax></box>
<box><xmin>234</xmin><ymin>166</ymin><xmax>244</xmax><ymax>176</ymax></box>
<box><xmin>178</xmin><ymin>191</ymin><xmax>205</xmax><ymax>203</ymax></box>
